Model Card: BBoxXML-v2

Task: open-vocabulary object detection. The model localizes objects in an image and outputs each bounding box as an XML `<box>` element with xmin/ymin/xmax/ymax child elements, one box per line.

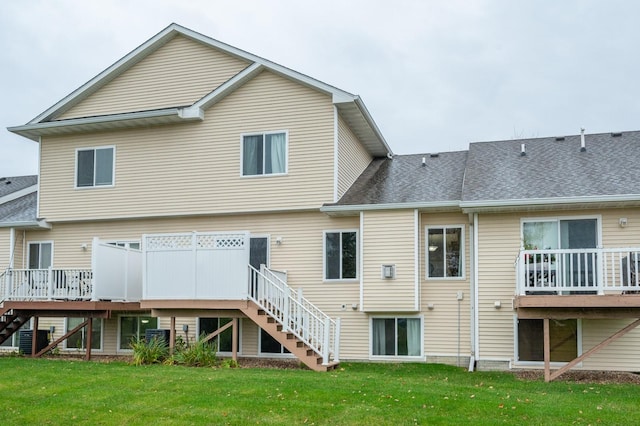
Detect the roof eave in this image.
<box><xmin>0</xmin><ymin>219</ymin><xmax>51</xmax><ymax>230</ymax></box>
<box><xmin>460</xmin><ymin>194</ymin><xmax>640</xmax><ymax>213</ymax></box>
<box><xmin>321</xmin><ymin>200</ymin><xmax>460</xmax><ymax>215</ymax></box>
<box><xmin>8</xmin><ymin>108</ymin><xmax>200</xmax><ymax>141</ymax></box>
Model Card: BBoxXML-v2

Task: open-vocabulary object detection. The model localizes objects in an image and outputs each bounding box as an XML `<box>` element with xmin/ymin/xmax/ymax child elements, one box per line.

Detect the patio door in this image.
<box><xmin>28</xmin><ymin>242</ymin><xmax>52</xmax><ymax>269</ymax></box>
<box><xmin>560</xmin><ymin>219</ymin><xmax>597</xmax><ymax>290</ymax></box>
<box><xmin>27</xmin><ymin>242</ymin><xmax>52</xmax><ymax>291</ymax></box>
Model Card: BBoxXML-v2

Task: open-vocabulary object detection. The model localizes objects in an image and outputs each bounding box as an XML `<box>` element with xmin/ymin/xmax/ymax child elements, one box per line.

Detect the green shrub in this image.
<box><xmin>131</xmin><ymin>337</ymin><xmax>169</xmax><ymax>366</ymax></box>
<box><xmin>174</xmin><ymin>333</ymin><xmax>217</xmax><ymax>367</ymax></box>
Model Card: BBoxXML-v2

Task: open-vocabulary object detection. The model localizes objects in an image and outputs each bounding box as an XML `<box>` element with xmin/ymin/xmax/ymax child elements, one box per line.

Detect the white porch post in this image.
<box><xmin>597</xmin><ymin>247</ymin><xmax>605</xmax><ymax>295</ymax></box>
<box><xmin>47</xmin><ymin>266</ymin><xmax>54</xmax><ymax>300</ymax></box>
<box><xmin>91</xmin><ymin>237</ymin><xmax>99</xmax><ymax>301</ymax></box>
<box><xmin>333</xmin><ymin>317</ymin><xmax>341</xmax><ymax>363</ymax></box>
<box><xmin>322</xmin><ymin>317</ymin><xmax>331</xmax><ymax>365</ymax></box>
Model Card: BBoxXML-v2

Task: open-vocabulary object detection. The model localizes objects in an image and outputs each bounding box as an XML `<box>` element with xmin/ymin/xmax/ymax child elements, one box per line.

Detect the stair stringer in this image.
<box><xmin>0</xmin><ymin>307</ymin><xmax>32</xmax><ymax>346</ymax></box>
<box><xmin>240</xmin><ymin>300</ymin><xmax>339</xmax><ymax>372</ymax></box>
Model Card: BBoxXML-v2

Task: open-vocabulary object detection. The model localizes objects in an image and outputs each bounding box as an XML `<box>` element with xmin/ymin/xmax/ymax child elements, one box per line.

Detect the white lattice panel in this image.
<box><xmin>214</xmin><ymin>235</ymin><xmax>245</xmax><ymax>250</ymax></box>
<box><xmin>196</xmin><ymin>234</ymin><xmax>216</xmax><ymax>248</ymax></box>
<box><xmin>146</xmin><ymin>235</ymin><xmax>193</xmax><ymax>250</ymax></box>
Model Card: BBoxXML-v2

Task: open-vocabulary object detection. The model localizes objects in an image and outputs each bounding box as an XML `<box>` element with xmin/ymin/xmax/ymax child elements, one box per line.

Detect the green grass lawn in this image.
<box><xmin>0</xmin><ymin>358</ymin><xmax>638</xmax><ymax>425</ymax></box>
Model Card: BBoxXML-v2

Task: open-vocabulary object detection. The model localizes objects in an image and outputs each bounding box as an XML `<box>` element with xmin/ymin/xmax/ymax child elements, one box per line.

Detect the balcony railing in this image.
<box><xmin>516</xmin><ymin>248</ymin><xmax>640</xmax><ymax>295</ymax></box>
<box><xmin>0</xmin><ymin>268</ymin><xmax>93</xmax><ymax>301</ymax></box>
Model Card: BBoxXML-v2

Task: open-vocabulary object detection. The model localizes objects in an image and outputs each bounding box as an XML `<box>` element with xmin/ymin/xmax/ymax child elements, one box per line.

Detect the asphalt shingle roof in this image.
<box><xmin>332</xmin><ymin>151</ymin><xmax>468</xmax><ymax>206</ymax></box>
<box><xmin>462</xmin><ymin>131</ymin><xmax>640</xmax><ymax>202</ymax></box>
<box><xmin>0</xmin><ymin>175</ymin><xmax>38</xmax><ymax>224</ymax></box>
<box><xmin>0</xmin><ymin>175</ymin><xmax>37</xmax><ymax>198</ymax></box>
<box><xmin>0</xmin><ymin>192</ymin><xmax>38</xmax><ymax>223</ymax></box>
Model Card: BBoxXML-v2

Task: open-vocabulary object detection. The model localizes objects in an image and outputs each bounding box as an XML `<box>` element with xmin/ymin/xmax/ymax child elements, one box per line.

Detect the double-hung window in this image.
<box><xmin>324</xmin><ymin>230</ymin><xmax>358</xmax><ymax>280</ymax></box>
<box><xmin>76</xmin><ymin>146</ymin><xmax>115</xmax><ymax>187</ymax></box>
<box><xmin>242</xmin><ymin>131</ymin><xmax>287</xmax><ymax>176</ymax></box>
<box><xmin>426</xmin><ymin>226</ymin><xmax>464</xmax><ymax>278</ymax></box>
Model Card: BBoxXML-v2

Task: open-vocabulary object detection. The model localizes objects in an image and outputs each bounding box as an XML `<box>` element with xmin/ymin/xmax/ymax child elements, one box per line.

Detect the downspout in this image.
<box><xmin>359</xmin><ymin>211</ymin><xmax>364</xmax><ymax>311</ymax></box>
<box><xmin>9</xmin><ymin>228</ymin><xmax>15</xmax><ymax>268</ymax></box>
<box><xmin>472</xmin><ymin>213</ymin><xmax>480</xmax><ymax>370</ymax></box>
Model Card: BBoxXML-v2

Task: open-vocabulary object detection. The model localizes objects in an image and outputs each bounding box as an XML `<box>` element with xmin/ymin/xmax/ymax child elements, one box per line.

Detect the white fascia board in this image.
<box><xmin>8</xmin><ymin>108</ymin><xmax>188</xmax><ymax>141</ymax></box>
<box><xmin>0</xmin><ymin>185</ymin><xmax>38</xmax><ymax>205</ymax></box>
<box><xmin>352</xmin><ymin>96</ymin><xmax>393</xmax><ymax>156</ymax></box>
<box><xmin>30</xmin><ymin>24</ymin><xmax>179</xmax><ymax>124</ymax></box>
<box><xmin>171</xmin><ymin>24</ymin><xmax>356</xmax><ymax>100</ymax></box>
<box><xmin>321</xmin><ymin>201</ymin><xmax>460</xmax><ymax>214</ymax></box>
<box><xmin>460</xmin><ymin>194</ymin><xmax>640</xmax><ymax>211</ymax></box>
<box><xmin>0</xmin><ymin>219</ymin><xmax>51</xmax><ymax>229</ymax></box>
<box><xmin>193</xmin><ymin>63</ymin><xmax>263</xmax><ymax>111</ymax></box>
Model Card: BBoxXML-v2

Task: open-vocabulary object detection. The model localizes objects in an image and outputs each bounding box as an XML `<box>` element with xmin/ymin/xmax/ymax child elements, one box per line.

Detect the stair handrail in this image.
<box><xmin>248</xmin><ymin>265</ymin><xmax>340</xmax><ymax>365</ymax></box>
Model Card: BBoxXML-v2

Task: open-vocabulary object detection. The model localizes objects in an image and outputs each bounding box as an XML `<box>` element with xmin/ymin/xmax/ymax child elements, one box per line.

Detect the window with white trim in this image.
<box><xmin>426</xmin><ymin>226</ymin><xmax>463</xmax><ymax>278</ymax></box>
<box><xmin>371</xmin><ymin>317</ymin><xmax>422</xmax><ymax>357</ymax></box>
<box><xmin>242</xmin><ymin>132</ymin><xmax>287</xmax><ymax>176</ymax></box>
<box><xmin>76</xmin><ymin>146</ymin><xmax>114</xmax><ymax>187</ymax></box>
<box><xmin>324</xmin><ymin>230</ymin><xmax>358</xmax><ymax>280</ymax></box>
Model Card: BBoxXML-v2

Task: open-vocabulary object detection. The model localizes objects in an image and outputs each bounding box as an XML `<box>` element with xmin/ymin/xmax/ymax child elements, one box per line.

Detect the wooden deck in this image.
<box><xmin>515</xmin><ymin>294</ymin><xmax>640</xmax><ymax>318</ymax></box>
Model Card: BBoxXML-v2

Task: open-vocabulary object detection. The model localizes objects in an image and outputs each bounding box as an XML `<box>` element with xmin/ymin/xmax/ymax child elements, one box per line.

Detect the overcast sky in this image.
<box><xmin>2</xmin><ymin>0</ymin><xmax>639</xmax><ymax>177</ymax></box>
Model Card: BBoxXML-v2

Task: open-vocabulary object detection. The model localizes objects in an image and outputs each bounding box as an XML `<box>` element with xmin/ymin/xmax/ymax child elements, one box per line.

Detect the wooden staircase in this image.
<box><xmin>0</xmin><ymin>306</ymin><xmax>31</xmax><ymax>346</ymax></box>
<box><xmin>240</xmin><ymin>300</ymin><xmax>339</xmax><ymax>372</ymax></box>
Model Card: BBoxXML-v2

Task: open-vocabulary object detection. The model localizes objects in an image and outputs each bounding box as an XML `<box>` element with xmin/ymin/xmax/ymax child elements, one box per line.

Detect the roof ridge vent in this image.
<box><xmin>430</xmin><ymin>153</ymin><xmax>439</xmax><ymax>158</ymax></box>
<box><xmin>555</xmin><ymin>136</ymin><xmax>565</xmax><ymax>141</ymax></box>
<box><xmin>611</xmin><ymin>132</ymin><xmax>623</xmax><ymax>137</ymax></box>
<box><xmin>580</xmin><ymin>128</ymin><xmax>586</xmax><ymax>152</ymax></box>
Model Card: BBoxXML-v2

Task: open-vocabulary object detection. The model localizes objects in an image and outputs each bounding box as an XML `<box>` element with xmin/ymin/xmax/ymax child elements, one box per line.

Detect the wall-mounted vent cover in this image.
<box><xmin>381</xmin><ymin>264</ymin><xmax>396</xmax><ymax>279</ymax></box>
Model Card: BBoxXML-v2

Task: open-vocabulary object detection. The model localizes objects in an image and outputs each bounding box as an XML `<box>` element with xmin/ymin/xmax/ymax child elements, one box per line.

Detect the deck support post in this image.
<box><xmin>31</xmin><ymin>316</ymin><xmax>39</xmax><ymax>356</ymax></box>
<box><xmin>85</xmin><ymin>317</ymin><xmax>93</xmax><ymax>361</ymax></box>
<box><xmin>231</xmin><ymin>317</ymin><xmax>238</xmax><ymax>362</ymax></box>
<box><xmin>543</xmin><ymin>318</ymin><xmax>550</xmax><ymax>382</ymax></box>
<box><xmin>169</xmin><ymin>317</ymin><xmax>176</xmax><ymax>355</ymax></box>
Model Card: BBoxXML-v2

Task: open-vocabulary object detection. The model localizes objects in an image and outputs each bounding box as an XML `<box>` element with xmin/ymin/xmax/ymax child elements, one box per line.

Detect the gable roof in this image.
<box><xmin>461</xmin><ymin>130</ymin><xmax>640</xmax><ymax>210</ymax></box>
<box><xmin>8</xmin><ymin>23</ymin><xmax>391</xmax><ymax>157</ymax></box>
<box><xmin>322</xmin><ymin>151</ymin><xmax>468</xmax><ymax>213</ymax></box>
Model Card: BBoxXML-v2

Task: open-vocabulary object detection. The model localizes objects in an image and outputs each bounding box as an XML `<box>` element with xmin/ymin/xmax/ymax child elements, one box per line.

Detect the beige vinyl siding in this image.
<box><xmin>58</xmin><ymin>35</ymin><xmax>249</xmax><ymax>120</ymax></box>
<box><xmin>580</xmin><ymin>319</ymin><xmax>640</xmax><ymax>371</ymax></box>
<box><xmin>362</xmin><ymin>210</ymin><xmax>416</xmax><ymax>311</ymax></box>
<box><xmin>476</xmin><ymin>212</ymin><xmax>521</xmax><ymax>361</ymax></box>
<box><xmin>0</xmin><ymin>229</ymin><xmax>26</xmax><ymax>269</ymax></box>
<box><xmin>478</xmin><ymin>208</ymin><xmax>640</xmax><ymax>365</ymax></box>
<box><xmin>0</xmin><ymin>229</ymin><xmax>9</xmax><ymax>269</ymax></box>
<box><xmin>421</xmin><ymin>212</ymin><xmax>472</xmax><ymax>356</ymax></box>
<box><xmin>336</xmin><ymin>115</ymin><xmax>372</xmax><ymax>199</ymax></box>
<box><xmin>40</xmin><ymin>70</ymin><xmax>335</xmax><ymax>221</ymax></box>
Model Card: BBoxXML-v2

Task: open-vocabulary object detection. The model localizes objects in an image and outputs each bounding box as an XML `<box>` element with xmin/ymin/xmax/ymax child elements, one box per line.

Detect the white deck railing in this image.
<box><xmin>0</xmin><ymin>268</ymin><xmax>93</xmax><ymax>301</ymax></box>
<box><xmin>248</xmin><ymin>265</ymin><xmax>340</xmax><ymax>365</ymax></box>
<box><xmin>517</xmin><ymin>248</ymin><xmax>640</xmax><ymax>295</ymax></box>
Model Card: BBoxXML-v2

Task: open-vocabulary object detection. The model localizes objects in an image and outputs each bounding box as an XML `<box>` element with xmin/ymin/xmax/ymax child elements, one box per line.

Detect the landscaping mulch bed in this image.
<box><xmin>513</xmin><ymin>369</ymin><xmax>640</xmax><ymax>384</ymax></box>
